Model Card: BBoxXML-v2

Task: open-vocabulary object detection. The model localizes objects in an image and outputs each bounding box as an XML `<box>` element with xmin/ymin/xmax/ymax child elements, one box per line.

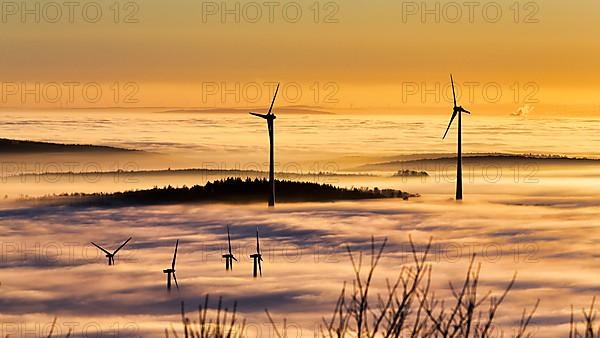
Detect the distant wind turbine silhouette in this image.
<box><xmin>91</xmin><ymin>237</ymin><xmax>132</xmax><ymax>266</ymax></box>
<box><xmin>250</xmin><ymin>227</ymin><xmax>263</xmax><ymax>277</ymax></box>
<box><xmin>222</xmin><ymin>225</ymin><xmax>238</xmax><ymax>271</ymax></box>
<box><xmin>250</xmin><ymin>83</ymin><xmax>279</xmax><ymax>207</ymax></box>
<box><xmin>163</xmin><ymin>239</ymin><xmax>179</xmax><ymax>291</ymax></box>
<box><xmin>442</xmin><ymin>74</ymin><xmax>471</xmax><ymax>200</ymax></box>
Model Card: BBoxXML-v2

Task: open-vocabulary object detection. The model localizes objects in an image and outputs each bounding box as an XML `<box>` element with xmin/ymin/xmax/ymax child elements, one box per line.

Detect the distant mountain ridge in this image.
<box><xmin>353</xmin><ymin>153</ymin><xmax>600</xmax><ymax>171</ymax></box>
<box><xmin>0</xmin><ymin>138</ymin><xmax>140</xmax><ymax>153</ymax></box>
<box><xmin>156</xmin><ymin>106</ymin><xmax>334</xmax><ymax>115</ymax></box>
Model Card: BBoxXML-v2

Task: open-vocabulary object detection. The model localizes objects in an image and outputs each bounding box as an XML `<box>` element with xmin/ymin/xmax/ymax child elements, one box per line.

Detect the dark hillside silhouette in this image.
<box><xmin>0</xmin><ymin>138</ymin><xmax>139</xmax><ymax>153</ymax></box>
<box><xmin>41</xmin><ymin>178</ymin><xmax>416</xmax><ymax>207</ymax></box>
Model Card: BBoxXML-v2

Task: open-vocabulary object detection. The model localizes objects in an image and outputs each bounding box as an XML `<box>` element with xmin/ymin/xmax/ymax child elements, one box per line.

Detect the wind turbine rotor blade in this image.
<box><xmin>267</xmin><ymin>83</ymin><xmax>280</xmax><ymax>115</ymax></box>
<box><xmin>113</xmin><ymin>237</ymin><xmax>132</xmax><ymax>255</ymax></box>
<box><xmin>172</xmin><ymin>240</ymin><xmax>179</xmax><ymax>270</ymax></box>
<box><xmin>442</xmin><ymin>111</ymin><xmax>457</xmax><ymax>140</ymax></box>
<box><xmin>256</xmin><ymin>227</ymin><xmax>260</xmax><ymax>254</ymax></box>
<box><xmin>462</xmin><ymin>109</ymin><xmax>471</xmax><ymax>114</ymax></box>
<box><xmin>250</xmin><ymin>112</ymin><xmax>268</xmax><ymax>119</ymax></box>
<box><xmin>91</xmin><ymin>242</ymin><xmax>111</xmax><ymax>256</ymax></box>
<box><xmin>450</xmin><ymin>74</ymin><xmax>457</xmax><ymax>108</ymax></box>
<box><xmin>232</xmin><ymin>256</ymin><xmax>238</xmax><ymax>261</ymax></box>
<box><xmin>258</xmin><ymin>259</ymin><xmax>262</xmax><ymax>277</ymax></box>
<box><xmin>227</xmin><ymin>225</ymin><xmax>232</xmax><ymax>254</ymax></box>
<box><xmin>173</xmin><ymin>273</ymin><xmax>179</xmax><ymax>289</ymax></box>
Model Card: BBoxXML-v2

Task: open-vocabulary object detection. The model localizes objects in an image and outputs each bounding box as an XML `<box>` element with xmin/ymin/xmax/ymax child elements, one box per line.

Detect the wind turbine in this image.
<box><xmin>163</xmin><ymin>239</ymin><xmax>179</xmax><ymax>291</ymax></box>
<box><xmin>222</xmin><ymin>225</ymin><xmax>238</xmax><ymax>271</ymax></box>
<box><xmin>250</xmin><ymin>83</ymin><xmax>279</xmax><ymax>207</ymax></box>
<box><xmin>249</xmin><ymin>227</ymin><xmax>263</xmax><ymax>277</ymax></box>
<box><xmin>91</xmin><ymin>237</ymin><xmax>132</xmax><ymax>266</ymax></box>
<box><xmin>442</xmin><ymin>74</ymin><xmax>471</xmax><ymax>200</ymax></box>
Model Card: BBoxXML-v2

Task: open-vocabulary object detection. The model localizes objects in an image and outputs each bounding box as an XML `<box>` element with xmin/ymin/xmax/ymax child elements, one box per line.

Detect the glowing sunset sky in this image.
<box><xmin>1</xmin><ymin>0</ymin><xmax>599</xmax><ymax>110</ymax></box>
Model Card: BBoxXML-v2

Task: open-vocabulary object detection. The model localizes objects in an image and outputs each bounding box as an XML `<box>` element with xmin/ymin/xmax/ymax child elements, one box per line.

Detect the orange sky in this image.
<box><xmin>1</xmin><ymin>0</ymin><xmax>599</xmax><ymax>111</ymax></box>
